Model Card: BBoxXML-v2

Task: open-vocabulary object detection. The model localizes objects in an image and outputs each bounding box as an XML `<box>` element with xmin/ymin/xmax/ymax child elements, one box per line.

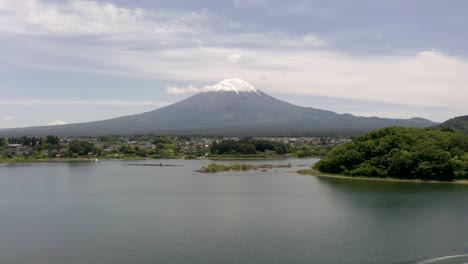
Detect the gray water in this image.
<box><xmin>1</xmin><ymin>158</ymin><xmax>468</xmax><ymax>264</ymax></box>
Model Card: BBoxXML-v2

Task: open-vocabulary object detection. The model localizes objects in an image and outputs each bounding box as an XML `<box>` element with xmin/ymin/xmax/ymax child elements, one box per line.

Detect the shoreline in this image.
<box><xmin>297</xmin><ymin>169</ymin><xmax>468</xmax><ymax>185</ymax></box>
<box><xmin>0</xmin><ymin>155</ymin><xmax>306</xmax><ymax>164</ymax></box>
<box><xmin>204</xmin><ymin>155</ymin><xmax>298</xmax><ymax>160</ymax></box>
<box><xmin>0</xmin><ymin>156</ymin><xmax>149</xmax><ymax>164</ymax></box>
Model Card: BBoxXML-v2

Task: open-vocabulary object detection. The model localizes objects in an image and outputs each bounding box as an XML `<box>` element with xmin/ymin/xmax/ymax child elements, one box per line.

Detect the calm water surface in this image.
<box><xmin>1</xmin><ymin>158</ymin><xmax>468</xmax><ymax>264</ymax></box>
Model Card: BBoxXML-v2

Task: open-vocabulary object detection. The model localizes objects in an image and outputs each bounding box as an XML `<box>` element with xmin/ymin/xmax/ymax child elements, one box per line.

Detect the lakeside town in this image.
<box><xmin>0</xmin><ymin>135</ymin><xmax>351</xmax><ymax>161</ymax></box>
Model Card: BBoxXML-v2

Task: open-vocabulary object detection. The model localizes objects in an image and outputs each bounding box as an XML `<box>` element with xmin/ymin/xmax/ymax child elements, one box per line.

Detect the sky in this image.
<box><xmin>1</xmin><ymin>0</ymin><xmax>467</xmax><ymax>128</ymax></box>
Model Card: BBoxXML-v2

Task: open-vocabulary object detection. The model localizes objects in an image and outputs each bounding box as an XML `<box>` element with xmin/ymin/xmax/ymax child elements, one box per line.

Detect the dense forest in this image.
<box><xmin>209</xmin><ymin>138</ymin><xmax>330</xmax><ymax>157</ymax></box>
<box><xmin>210</xmin><ymin>137</ymin><xmax>332</xmax><ymax>158</ymax></box>
<box><xmin>314</xmin><ymin>127</ymin><xmax>468</xmax><ymax>181</ymax></box>
<box><xmin>210</xmin><ymin>139</ymin><xmax>288</xmax><ymax>155</ymax></box>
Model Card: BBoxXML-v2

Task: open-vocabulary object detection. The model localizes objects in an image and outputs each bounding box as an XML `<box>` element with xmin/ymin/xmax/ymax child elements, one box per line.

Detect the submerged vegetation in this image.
<box><xmin>197</xmin><ymin>163</ymin><xmax>292</xmax><ymax>173</ymax></box>
<box><xmin>198</xmin><ymin>163</ymin><xmax>253</xmax><ymax>173</ymax></box>
<box><xmin>314</xmin><ymin>127</ymin><xmax>468</xmax><ymax>181</ymax></box>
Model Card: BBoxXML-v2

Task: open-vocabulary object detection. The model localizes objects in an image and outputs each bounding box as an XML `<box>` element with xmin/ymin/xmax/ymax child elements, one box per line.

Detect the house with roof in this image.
<box><xmin>2</xmin><ymin>144</ymin><xmax>32</xmax><ymax>156</ymax></box>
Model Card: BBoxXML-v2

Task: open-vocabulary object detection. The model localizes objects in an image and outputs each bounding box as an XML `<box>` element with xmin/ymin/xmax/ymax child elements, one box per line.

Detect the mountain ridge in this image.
<box><xmin>432</xmin><ymin>115</ymin><xmax>468</xmax><ymax>134</ymax></box>
<box><xmin>0</xmin><ymin>79</ymin><xmax>437</xmax><ymax>137</ymax></box>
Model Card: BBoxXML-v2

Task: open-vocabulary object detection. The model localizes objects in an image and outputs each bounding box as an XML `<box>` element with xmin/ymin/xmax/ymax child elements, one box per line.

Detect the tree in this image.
<box><xmin>315</xmin><ymin>127</ymin><xmax>468</xmax><ymax>181</ymax></box>
<box><xmin>0</xmin><ymin>138</ymin><xmax>6</xmax><ymax>147</ymax></box>
<box><xmin>45</xmin><ymin>135</ymin><xmax>60</xmax><ymax>145</ymax></box>
<box><xmin>68</xmin><ymin>141</ymin><xmax>97</xmax><ymax>156</ymax></box>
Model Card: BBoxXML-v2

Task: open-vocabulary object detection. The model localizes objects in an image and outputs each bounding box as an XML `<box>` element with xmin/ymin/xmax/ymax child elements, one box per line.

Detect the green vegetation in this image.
<box><xmin>0</xmin><ymin>135</ymin><xmax>189</xmax><ymax>162</ymax></box>
<box><xmin>67</xmin><ymin>140</ymin><xmax>99</xmax><ymax>157</ymax></box>
<box><xmin>289</xmin><ymin>144</ymin><xmax>328</xmax><ymax>158</ymax></box>
<box><xmin>209</xmin><ymin>138</ymin><xmax>329</xmax><ymax>158</ymax></box>
<box><xmin>207</xmin><ymin>154</ymin><xmax>280</xmax><ymax>160</ymax></box>
<box><xmin>198</xmin><ymin>163</ymin><xmax>253</xmax><ymax>173</ymax></box>
<box><xmin>210</xmin><ymin>139</ymin><xmax>286</xmax><ymax>155</ymax></box>
<box><xmin>0</xmin><ymin>138</ymin><xmax>6</xmax><ymax>147</ymax></box>
<box><xmin>1</xmin><ymin>134</ymin><xmax>336</xmax><ymax>163</ymax></box>
<box><xmin>314</xmin><ymin>127</ymin><xmax>468</xmax><ymax>181</ymax></box>
<box><xmin>198</xmin><ymin>162</ymin><xmax>293</xmax><ymax>173</ymax></box>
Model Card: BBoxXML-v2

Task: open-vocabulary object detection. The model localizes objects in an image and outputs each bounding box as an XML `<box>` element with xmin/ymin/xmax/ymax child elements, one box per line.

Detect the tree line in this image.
<box><xmin>314</xmin><ymin>127</ymin><xmax>468</xmax><ymax>181</ymax></box>
<box><xmin>4</xmin><ymin>135</ymin><xmax>60</xmax><ymax>147</ymax></box>
<box><xmin>210</xmin><ymin>139</ymin><xmax>289</xmax><ymax>155</ymax></box>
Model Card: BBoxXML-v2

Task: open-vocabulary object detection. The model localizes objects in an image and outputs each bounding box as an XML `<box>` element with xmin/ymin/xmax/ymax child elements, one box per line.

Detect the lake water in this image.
<box><xmin>1</xmin><ymin>158</ymin><xmax>468</xmax><ymax>264</ymax></box>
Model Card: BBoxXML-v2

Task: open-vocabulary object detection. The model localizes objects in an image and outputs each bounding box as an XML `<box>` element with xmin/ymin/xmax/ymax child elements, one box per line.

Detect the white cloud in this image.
<box><xmin>0</xmin><ymin>99</ymin><xmax>169</xmax><ymax>107</ymax></box>
<box><xmin>3</xmin><ymin>116</ymin><xmax>14</xmax><ymax>121</ymax></box>
<box><xmin>209</xmin><ymin>32</ymin><xmax>327</xmax><ymax>49</ymax></box>
<box><xmin>48</xmin><ymin>120</ymin><xmax>67</xmax><ymax>126</ymax></box>
<box><xmin>165</xmin><ymin>84</ymin><xmax>222</xmax><ymax>95</ymax></box>
<box><xmin>233</xmin><ymin>0</ymin><xmax>319</xmax><ymax>16</ymax></box>
<box><xmin>233</xmin><ymin>0</ymin><xmax>268</xmax><ymax>8</ymax></box>
<box><xmin>0</xmin><ymin>0</ymin><xmax>206</xmax><ymax>43</ymax></box>
<box><xmin>150</xmin><ymin>48</ymin><xmax>468</xmax><ymax>118</ymax></box>
<box><xmin>303</xmin><ymin>34</ymin><xmax>326</xmax><ymax>47</ymax></box>
<box><xmin>165</xmin><ymin>85</ymin><xmax>201</xmax><ymax>95</ymax></box>
<box><xmin>0</xmin><ymin>0</ymin><xmax>326</xmax><ymax>50</ymax></box>
<box><xmin>0</xmin><ymin>0</ymin><xmax>467</xmax><ymax>121</ymax></box>
<box><xmin>226</xmin><ymin>53</ymin><xmax>243</xmax><ymax>63</ymax></box>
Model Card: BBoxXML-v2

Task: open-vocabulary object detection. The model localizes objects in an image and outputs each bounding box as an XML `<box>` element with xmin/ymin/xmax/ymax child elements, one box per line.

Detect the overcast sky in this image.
<box><xmin>1</xmin><ymin>0</ymin><xmax>467</xmax><ymax>128</ymax></box>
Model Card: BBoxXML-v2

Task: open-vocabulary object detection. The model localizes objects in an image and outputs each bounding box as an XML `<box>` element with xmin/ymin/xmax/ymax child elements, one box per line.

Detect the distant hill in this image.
<box><xmin>433</xmin><ymin>115</ymin><xmax>468</xmax><ymax>134</ymax></box>
<box><xmin>0</xmin><ymin>78</ymin><xmax>437</xmax><ymax>137</ymax></box>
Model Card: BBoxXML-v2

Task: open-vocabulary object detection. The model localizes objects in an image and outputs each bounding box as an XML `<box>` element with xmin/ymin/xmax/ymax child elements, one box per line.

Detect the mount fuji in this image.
<box><xmin>0</xmin><ymin>78</ymin><xmax>436</xmax><ymax>137</ymax></box>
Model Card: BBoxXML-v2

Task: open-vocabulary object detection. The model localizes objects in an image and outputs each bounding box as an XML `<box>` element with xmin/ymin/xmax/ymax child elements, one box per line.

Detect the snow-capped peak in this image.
<box><xmin>210</xmin><ymin>78</ymin><xmax>260</xmax><ymax>95</ymax></box>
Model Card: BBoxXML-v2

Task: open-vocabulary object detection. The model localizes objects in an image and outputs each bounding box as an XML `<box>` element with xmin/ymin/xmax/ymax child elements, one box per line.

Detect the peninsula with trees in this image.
<box><xmin>312</xmin><ymin>127</ymin><xmax>468</xmax><ymax>181</ymax></box>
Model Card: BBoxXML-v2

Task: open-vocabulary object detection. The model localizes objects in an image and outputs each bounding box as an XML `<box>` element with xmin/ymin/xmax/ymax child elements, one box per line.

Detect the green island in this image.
<box><xmin>313</xmin><ymin>127</ymin><xmax>468</xmax><ymax>182</ymax></box>
<box><xmin>197</xmin><ymin>163</ymin><xmax>292</xmax><ymax>173</ymax></box>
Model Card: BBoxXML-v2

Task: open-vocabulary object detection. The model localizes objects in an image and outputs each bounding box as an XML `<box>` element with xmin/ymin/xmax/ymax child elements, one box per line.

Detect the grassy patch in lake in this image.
<box><xmin>207</xmin><ymin>154</ymin><xmax>287</xmax><ymax>160</ymax></box>
<box><xmin>197</xmin><ymin>163</ymin><xmax>292</xmax><ymax>173</ymax></box>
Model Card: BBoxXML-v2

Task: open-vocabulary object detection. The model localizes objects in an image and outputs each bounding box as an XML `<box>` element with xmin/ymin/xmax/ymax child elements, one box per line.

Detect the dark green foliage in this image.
<box><xmin>45</xmin><ymin>135</ymin><xmax>60</xmax><ymax>145</ymax></box>
<box><xmin>210</xmin><ymin>140</ymin><xmax>256</xmax><ymax>155</ymax></box>
<box><xmin>6</xmin><ymin>135</ymin><xmax>58</xmax><ymax>149</ymax></box>
<box><xmin>117</xmin><ymin>145</ymin><xmax>137</xmax><ymax>155</ymax></box>
<box><xmin>68</xmin><ymin>140</ymin><xmax>98</xmax><ymax>156</ymax></box>
<box><xmin>210</xmin><ymin>139</ymin><xmax>288</xmax><ymax>155</ymax></box>
<box><xmin>152</xmin><ymin>136</ymin><xmax>173</xmax><ymax>145</ymax></box>
<box><xmin>315</xmin><ymin>127</ymin><xmax>468</xmax><ymax>181</ymax></box>
<box><xmin>274</xmin><ymin>144</ymin><xmax>288</xmax><ymax>154</ymax></box>
<box><xmin>136</xmin><ymin>148</ymin><xmax>148</xmax><ymax>157</ymax></box>
<box><xmin>291</xmin><ymin>144</ymin><xmax>328</xmax><ymax>158</ymax></box>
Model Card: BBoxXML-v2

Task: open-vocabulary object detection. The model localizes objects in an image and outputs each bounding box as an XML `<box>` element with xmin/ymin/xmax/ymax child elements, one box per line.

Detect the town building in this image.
<box><xmin>2</xmin><ymin>144</ymin><xmax>32</xmax><ymax>156</ymax></box>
